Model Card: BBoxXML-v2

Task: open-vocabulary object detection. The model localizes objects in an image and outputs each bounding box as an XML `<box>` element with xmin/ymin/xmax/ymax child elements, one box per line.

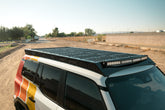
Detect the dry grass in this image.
<box><xmin>0</xmin><ymin>45</ymin><xmax>12</xmax><ymax>53</ymax></box>
<box><xmin>47</xmin><ymin>36</ymin><xmax>106</xmax><ymax>42</ymax></box>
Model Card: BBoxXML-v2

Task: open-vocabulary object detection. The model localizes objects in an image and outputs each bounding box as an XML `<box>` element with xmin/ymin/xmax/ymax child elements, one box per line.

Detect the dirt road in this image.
<box><xmin>0</xmin><ymin>39</ymin><xmax>165</xmax><ymax>110</ymax></box>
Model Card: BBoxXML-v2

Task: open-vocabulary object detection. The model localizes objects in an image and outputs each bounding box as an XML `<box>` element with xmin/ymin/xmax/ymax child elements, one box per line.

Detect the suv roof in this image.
<box><xmin>25</xmin><ymin>47</ymin><xmax>155</xmax><ymax>76</ymax></box>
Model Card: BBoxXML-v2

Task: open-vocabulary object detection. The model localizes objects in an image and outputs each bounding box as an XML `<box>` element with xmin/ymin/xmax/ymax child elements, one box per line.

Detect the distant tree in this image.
<box><xmin>0</xmin><ymin>26</ymin><xmax>24</xmax><ymax>40</ymax></box>
<box><xmin>45</xmin><ymin>33</ymin><xmax>53</xmax><ymax>38</ymax></box>
<box><xmin>58</xmin><ymin>32</ymin><xmax>66</xmax><ymax>37</ymax></box>
<box><xmin>85</xmin><ymin>28</ymin><xmax>96</xmax><ymax>36</ymax></box>
<box><xmin>10</xmin><ymin>27</ymin><xmax>24</xmax><ymax>40</ymax></box>
<box><xmin>0</xmin><ymin>25</ymin><xmax>37</xmax><ymax>41</ymax></box>
<box><xmin>70</xmin><ymin>32</ymin><xmax>77</xmax><ymax>37</ymax></box>
<box><xmin>0</xmin><ymin>26</ymin><xmax>10</xmax><ymax>40</ymax></box>
<box><xmin>76</xmin><ymin>32</ymin><xmax>84</xmax><ymax>36</ymax></box>
<box><xmin>52</xmin><ymin>27</ymin><xmax>59</xmax><ymax>37</ymax></box>
<box><xmin>22</xmin><ymin>24</ymin><xmax>36</xmax><ymax>39</ymax></box>
<box><xmin>64</xmin><ymin>33</ymin><xmax>70</xmax><ymax>37</ymax></box>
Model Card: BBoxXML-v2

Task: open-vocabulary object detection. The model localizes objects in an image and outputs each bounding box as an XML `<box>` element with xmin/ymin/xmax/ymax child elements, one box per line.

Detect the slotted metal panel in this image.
<box><xmin>25</xmin><ymin>47</ymin><xmax>150</xmax><ymax>76</ymax></box>
<box><xmin>31</xmin><ymin>47</ymin><xmax>140</xmax><ymax>63</ymax></box>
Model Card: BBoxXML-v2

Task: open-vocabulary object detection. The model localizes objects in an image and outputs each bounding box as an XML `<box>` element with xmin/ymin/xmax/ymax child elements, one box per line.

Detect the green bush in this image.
<box><xmin>97</xmin><ymin>35</ymin><xmax>102</xmax><ymax>41</ymax></box>
<box><xmin>27</xmin><ymin>35</ymin><xmax>32</xmax><ymax>39</ymax></box>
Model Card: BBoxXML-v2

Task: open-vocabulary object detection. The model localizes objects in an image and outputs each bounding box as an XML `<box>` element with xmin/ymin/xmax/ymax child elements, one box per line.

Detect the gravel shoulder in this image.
<box><xmin>0</xmin><ymin>39</ymin><xmax>165</xmax><ymax>110</ymax></box>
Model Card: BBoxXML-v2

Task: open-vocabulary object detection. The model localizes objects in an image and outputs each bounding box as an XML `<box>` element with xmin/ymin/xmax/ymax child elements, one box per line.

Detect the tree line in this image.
<box><xmin>0</xmin><ymin>24</ymin><xmax>36</xmax><ymax>41</ymax></box>
<box><xmin>45</xmin><ymin>28</ymin><xmax>96</xmax><ymax>38</ymax></box>
<box><xmin>0</xmin><ymin>25</ymin><xmax>96</xmax><ymax>41</ymax></box>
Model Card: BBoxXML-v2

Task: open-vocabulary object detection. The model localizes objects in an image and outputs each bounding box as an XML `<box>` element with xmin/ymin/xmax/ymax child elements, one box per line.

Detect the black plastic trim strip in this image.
<box><xmin>99</xmin><ymin>86</ymin><xmax>108</xmax><ymax>91</ymax></box>
<box><xmin>14</xmin><ymin>97</ymin><xmax>29</xmax><ymax>110</ymax></box>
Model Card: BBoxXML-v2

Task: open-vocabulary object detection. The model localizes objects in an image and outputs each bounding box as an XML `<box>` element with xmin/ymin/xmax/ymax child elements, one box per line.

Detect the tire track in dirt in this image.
<box><xmin>0</xmin><ymin>44</ymin><xmax>25</xmax><ymax>59</ymax></box>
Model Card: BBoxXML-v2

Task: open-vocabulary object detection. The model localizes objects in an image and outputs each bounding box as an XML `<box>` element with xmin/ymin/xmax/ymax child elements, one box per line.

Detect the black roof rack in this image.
<box><xmin>25</xmin><ymin>47</ymin><xmax>155</xmax><ymax>76</ymax></box>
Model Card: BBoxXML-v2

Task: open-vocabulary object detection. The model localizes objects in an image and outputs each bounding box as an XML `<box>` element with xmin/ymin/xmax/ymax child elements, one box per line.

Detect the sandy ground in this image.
<box><xmin>106</xmin><ymin>32</ymin><xmax>165</xmax><ymax>48</ymax></box>
<box><xmin>0</xmin><ymin>39</ymin><xmax>165</xmax><ymax>110</ymax></box>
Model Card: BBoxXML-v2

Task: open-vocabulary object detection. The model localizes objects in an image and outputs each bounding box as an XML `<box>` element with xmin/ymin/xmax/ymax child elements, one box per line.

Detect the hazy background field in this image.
<box><xmin>106</xmin><ymin>32</ymin><xmax>165</xmax><ymax>48</ymax></box>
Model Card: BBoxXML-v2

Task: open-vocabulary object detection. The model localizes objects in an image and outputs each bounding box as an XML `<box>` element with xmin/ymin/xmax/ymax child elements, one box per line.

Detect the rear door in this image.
<box><xmin>63</xmin><ymin>72</ymin><xmax>107</xmax><ymax>110</ymax></box>
<box><xmin>34</xmin><ymin>64</ymin><xmax>66</xmax><ymax>110</ymax></box>
<box><xmin>20</xmin><ymin>59</ymin><xmax>39</xmax><ymax>110</ymax></box>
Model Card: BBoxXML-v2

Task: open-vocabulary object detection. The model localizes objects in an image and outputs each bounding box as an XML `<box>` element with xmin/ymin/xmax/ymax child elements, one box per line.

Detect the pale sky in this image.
<box><xmin>0</xmin><ymin>0</ymin><xmax>165</xmax><ymax>35</ymax></box>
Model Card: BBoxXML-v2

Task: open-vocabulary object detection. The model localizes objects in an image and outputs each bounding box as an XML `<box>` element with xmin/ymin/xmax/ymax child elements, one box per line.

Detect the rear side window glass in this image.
<box><xmin>34</xmin><ymin>63</ymin><xmax>43</xmax><ymax>85</ymax></box>
<box><xmin>40</xmin><ymin>64</ymin><xmax>64</xmax><ymax>102</ymax></box>
<box><xmin>65</xmin><ymin>72</ymin><xmax>106</xmax><ymax>110</ymax></box>
<box><xmin>22</xmin><ymin>60</ymin><xmax>38</xmax><ymax>81</ymax></box>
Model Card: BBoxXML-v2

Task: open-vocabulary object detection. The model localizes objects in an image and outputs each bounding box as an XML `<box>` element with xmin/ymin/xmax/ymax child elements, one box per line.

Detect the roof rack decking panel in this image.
<box><xmin>25</xmin><ymin>47</ymin><xmax>150</xmax><ymax>76</ymax></box>
<box><xmin>25</xmin><ymin>47</ymin><xmax>144</xmax><ymax>62</ymax></box>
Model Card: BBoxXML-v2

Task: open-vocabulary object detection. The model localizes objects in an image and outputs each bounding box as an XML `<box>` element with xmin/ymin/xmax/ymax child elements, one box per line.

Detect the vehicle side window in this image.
<box><xmin>65</xmin><ymin>72</ymin><xmax>106</xmax><ymax>110</ymax></box>
<box><xmin>34</xmin><ymin>63</ymin><xmax>43</xmax><ymax>85</ymax></box>
<box><xmin>22</xmin><ymin>60</ymin><xmax>38</xmax><ymax>81</ymax></box>
<box><xmin>40</xmin><ymin>64</ymin><xmax>64</xmax><ymax>103</ymax></box>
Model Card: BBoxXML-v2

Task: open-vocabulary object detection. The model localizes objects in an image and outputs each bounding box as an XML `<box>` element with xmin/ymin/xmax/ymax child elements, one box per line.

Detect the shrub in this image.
<box><xmin>97</xmin><ymin>35</ymin><xmax>102</xmax><ymax>41</ymax></box>
<box><xmin>27</xmin><ymin>35</ymin><xmax>32</xmax><ymax>39</ymax></box>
